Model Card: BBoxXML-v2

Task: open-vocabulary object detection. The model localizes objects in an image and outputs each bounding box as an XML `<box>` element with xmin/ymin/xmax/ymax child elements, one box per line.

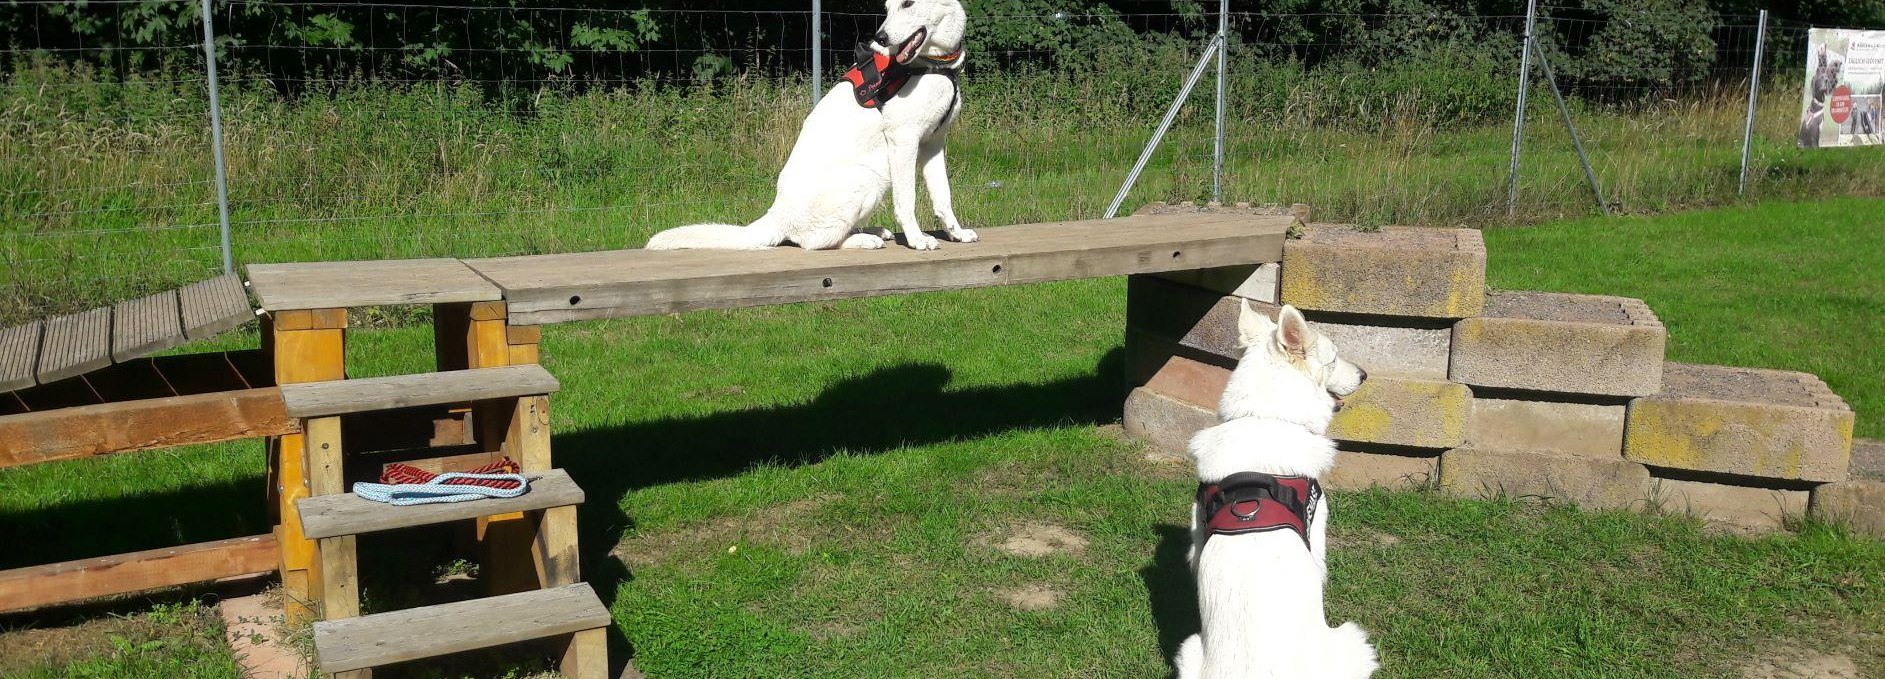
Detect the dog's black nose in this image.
<box><xmin>874</xmin><ymin>30</ymin><xmax>891</xmax><ymax>45</ymax></box>
<box><xmin>1357</xmin><ymin>367</ymin><xmax>1369</xmax><ymax>384</ymax></box>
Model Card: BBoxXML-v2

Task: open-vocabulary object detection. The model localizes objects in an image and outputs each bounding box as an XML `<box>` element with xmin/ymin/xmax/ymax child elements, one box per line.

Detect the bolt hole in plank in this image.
<box><xmin>1172</xmin><ymin>250</ymin><xmax>1183</xmax><ymax>259</ymax></box>
<box><xmin>991</xmin><ymin>264</ymin><xmax>1003</xmax><ymax>274</ymax></box>
<box><xmin>822</xmin><ymin>278</ymin><xmax>834</xmax><ymax>288</ymax></box>
<box><xmin>568</xmin><ymin>295</ymin><xmax>581</xmax><ymax>306</ymax></box>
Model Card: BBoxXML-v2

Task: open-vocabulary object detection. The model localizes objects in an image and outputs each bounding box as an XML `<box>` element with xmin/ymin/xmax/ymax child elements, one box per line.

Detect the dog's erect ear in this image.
<box><xmin>1276</xmin><ymin>305</ymin><xmax>1311</xmax><ymax>358</ymax></box>
<box><xmin>1235</xmin><ymin>299</ymin><xmax>1275</xmax><ymax>349</ymax></box>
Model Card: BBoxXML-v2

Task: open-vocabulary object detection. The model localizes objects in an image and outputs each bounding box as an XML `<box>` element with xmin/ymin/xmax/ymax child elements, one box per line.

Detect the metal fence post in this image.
<box><xmin>1212</xmin><ymin>0</ymin><xmax>1228</xmax><ymax>203</ymax></box>
<box><xmin>1739</xmin><ymin>10</ymin><xmax>1768</xmax><ymax>197</ymax></box>
<box><xmin>200</xmin><ymin>0</ymin><xmax>234</xmax><ymax>274</ymax></box>
<box><xmin>811</xmin><ymin>0</ymin><xmax>823</xmax><ymax>108</ymax></box>
<box><xmin>1106</xmin><ymin>36</ymin><xmax>1224</xmax><ymax>219</ymax></box>
<box><xmin>1532</xmin><ymin>40</ymin><xmax>1607</xmax><ymax>216</ymax></box>
<box><xmin>1505</xmin><ymin>0</ymin><xmax>1539</xmax><ymax>218</ymax></box>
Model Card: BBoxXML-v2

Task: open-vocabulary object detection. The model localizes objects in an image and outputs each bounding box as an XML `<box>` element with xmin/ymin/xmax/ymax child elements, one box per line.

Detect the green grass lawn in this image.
<box><xmin>2</xmin><ymin>201</ymin><xmax>1882</xmax><ymax>677</ymax></box>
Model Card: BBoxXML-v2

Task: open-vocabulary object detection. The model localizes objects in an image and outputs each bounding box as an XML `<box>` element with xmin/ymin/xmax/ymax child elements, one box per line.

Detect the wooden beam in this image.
<box><xmin>37</xmin><ymin>307</ymin><xmax>112</xmax><ymax>384</ymax></box>
<box><xmin>247</xmin><ymin>258</ymin><xmax>501</xmax><ymax>312</ymax></box>
<box><xmin>111</xmin><ymin>289</ymin><xmax>186</xmax><ymax>362</ymax></box>
<box><xmin>1</xmin><ymin>320</ymin><xmax>43</xmax><ymax>393</ymax></box>
<box><xmin>297</xmin><ymin>470</ymin><xmax>584</xmax><ymax>540</ymax></box>
<box><xmin>179</xmin><ymin>273</ymin><xmax>254</xmax><ymax>341</ymax></box>
<box><xmin>269</xmin><ymin>309</ymin><xmax>347</xmax><ymax>627</ymax></box>
<box><xmin>0</xmin><ymin>534</ymin><xmax>278</xmax><ymax>614</ymax></box>
<box><xmin>0</xmin><ymin>387</ymin><xmax>295</xmax><ymax>469</ymax></box>
<box><xmin>464</xmin><ymin>213</ymin><xmax>1291</xmax><ymax>324</ymax></box>
<box><xmin>312</xmin><ymin>583</ymin><xmax>610</xmax><ymax>674</ymax></box>
<box><xmin>279</xmin><ymin>365</ymin><xmax>559</xmax><ymax>419</ymax></box>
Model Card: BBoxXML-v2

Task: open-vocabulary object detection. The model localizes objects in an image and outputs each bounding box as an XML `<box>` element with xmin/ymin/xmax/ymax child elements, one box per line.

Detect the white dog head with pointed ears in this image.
<box><xmin>871</xmin><ymin>0</ymin><xmax>967</xmax><ymax>65</ymax></box>
<box><xmin>1217</xmin><ymin>301</ymin><xmax>1368</xmax><ymax>434</ymax></box>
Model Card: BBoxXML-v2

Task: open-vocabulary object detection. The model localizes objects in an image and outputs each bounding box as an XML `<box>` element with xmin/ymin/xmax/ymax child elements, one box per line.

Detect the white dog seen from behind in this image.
<box><xmin>645</xmin><ymin>0</ymin><xmax>975</xmax><ymax>251</ymax></box>
<box><xmin>1177</xmin><ymin>302</ymin><xmax>1379</xmax><ymax>679</ymax></box>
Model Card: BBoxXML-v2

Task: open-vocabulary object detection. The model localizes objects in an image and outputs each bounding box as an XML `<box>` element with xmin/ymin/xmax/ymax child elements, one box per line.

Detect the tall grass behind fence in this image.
<box><xmin>3</xmin><ymin>3</ymin><xmax>1883</xmax><ymax>324</ymax></box>
<box><xmin>1</xmin><ymin>0</ymin><xmax>223</xmax><ymax>320</ymax></box>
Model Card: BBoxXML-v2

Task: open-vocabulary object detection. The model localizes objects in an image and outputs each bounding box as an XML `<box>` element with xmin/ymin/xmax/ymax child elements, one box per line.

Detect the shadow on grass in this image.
<box><xmin>6</xmin><ymin>348</ymin><xmax>1131</xmax><ymax>673</ymax></box>
<box><xmin>1140</xmin><ymin>523</ymin><xmax>1199</xmax><ymax>672</ymax></box>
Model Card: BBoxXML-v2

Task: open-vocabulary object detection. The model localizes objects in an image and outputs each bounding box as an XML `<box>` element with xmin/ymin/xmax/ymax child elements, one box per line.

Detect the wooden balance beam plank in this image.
<box><xmin>179</xmin><ymin>273</ymin><xmax>254</xmax><ymax>341</ymax></box>
<box><xmin>246</xmin><ymin>258</ymin><xmax>502</xmax><ymax>312</ymax></box>
<box><xmin>0</xmin><ymin>387</ymin><xmax>297</xmax><ymax>469</ymax></box>
<box><xmin>111</xmin><ymin>289</ymin><xmax>187</xmax><ymax>362</ymax></box>
<box><xmin>35</xmin><ymin>307</ymin><xmax>112</xmax><ymax>384</ymax></box>
<box><xmin>0</xmin><ymin>534</ymin><xmax>278</xmax><ymax>614</ymax></box>
<box><xmin>0</xmin><ymin>321</ymin><xmax>40</xmax><ymax>393</ymax></box>
<box><xmin>465</xmin><ymin>213</ymin><xmax>1293</xmax><ymax>325</ymax></box>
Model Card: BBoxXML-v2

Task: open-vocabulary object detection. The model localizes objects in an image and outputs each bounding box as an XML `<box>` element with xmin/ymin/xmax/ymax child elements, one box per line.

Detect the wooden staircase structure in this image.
<box><xmin>1</xmin><ymin>213</ymin><xmax>1295</xmax><ymax>671</ymax></box>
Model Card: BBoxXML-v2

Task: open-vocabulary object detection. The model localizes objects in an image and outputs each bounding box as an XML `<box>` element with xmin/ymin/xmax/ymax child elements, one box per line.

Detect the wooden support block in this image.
<box><xmin>1</xmin><ymin>321</ymin><xmax>41</xmax><ymax>393</ymax></box>
<box><xmin>0</xmin><ymin>534</ymin><xmax>277</xmax><ymax>614</ymax></box>
<box><xmin>0</xmin><ymin>387</ymin><xmax>296</xmax><ymax>469</ymax></box>
<box><xmin>486</xmin><ymin>395</ymin><xmax>553</xmax><ymax>594</ymax></box>
<box><xmin>561</xmin><ymin>627</ymin><xmax>609</xmax><ymax>679</ymax></box>
<box><xmin>269</xmin><ymin>310</ymin><xmax>347</xmax><ymax>628</ymax></box>
<box><xmin>37</xmin><ymin>307</ymin><xmax>112</xmax><ymax>384</ymax></box>
<box><xmin>110</xmin><ymin>289</ymin><xmax>186</xmax><ymax>362</ymax></box>
<box><xmin>534</xmin><ymin>505</ymin><xmax>582</xmax><ymax>588</ymax></box>
<box><xmin>318</xmin><ymin>536</ymin><xmax>360</xmax><ymax>621</ymax></box>
<box><xmin>507</xmin><ymin>325</ymin><xmax>542</xmax><ymax>365</ymax></box>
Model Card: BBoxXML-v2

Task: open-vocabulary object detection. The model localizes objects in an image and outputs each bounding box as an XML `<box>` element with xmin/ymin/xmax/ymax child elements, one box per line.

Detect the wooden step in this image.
<box><xmin>297</xmin><ymin>469</ymin><xmax>583</xmax><ymax>539</ymax></box>
<box><xmin>313</xmin><ymin>582</ymin><xmax>609</xmax><ymax>674</ymax></box>
<box><xmin>279</xmin><ymin>364</ymin><xmax>559</xmax><ymax>418</ymax></box>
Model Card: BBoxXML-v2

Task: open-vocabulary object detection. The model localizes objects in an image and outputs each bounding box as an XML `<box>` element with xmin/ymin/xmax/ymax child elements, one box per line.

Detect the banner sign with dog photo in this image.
<box><xmin>1800</xmin><ymin>28</ymin><xmax>1885</xmax><ymax>148</ymax></box>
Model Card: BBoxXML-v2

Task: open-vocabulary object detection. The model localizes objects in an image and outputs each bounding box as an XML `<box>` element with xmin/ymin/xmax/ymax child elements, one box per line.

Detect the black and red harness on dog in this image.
<box><xmin>843</xmin><ymin>41</ymin><xmax>962</xmax><ymax>109</ymax></box>
<box><xmin>1196</xmin><ymin>472</ymin><xmax>1321</xmax><ymax>550</ymax></box>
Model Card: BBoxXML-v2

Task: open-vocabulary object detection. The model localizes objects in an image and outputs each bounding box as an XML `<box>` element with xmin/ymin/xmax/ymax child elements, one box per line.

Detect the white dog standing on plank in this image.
<box><xmin>645</xmin><ymin>0</ymin><xmax>974</xmax><ymax>251</ymax></box>
<box><xmin>1177</xmin><ymin>302</ymin><xmax>1379</xmax><ymax>679</ymax></box>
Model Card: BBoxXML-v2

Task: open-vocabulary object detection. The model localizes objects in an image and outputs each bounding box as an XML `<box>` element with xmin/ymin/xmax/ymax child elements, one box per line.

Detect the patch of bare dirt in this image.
<box><xmin>612</xmin><ymin>496</ymin><xmax>834</xmax><ymax>568</ymax></box>
<box><xmin>1740</xmin><ymin>647</ymin><xmax>1862</xmax><ymax>679</ymax></box>
<box><xmin>994</xmin><ymin>583</ymin><xmax>1064</xmax><ymax>611</ymax></box>
<box><xmin>984</xmin><ymin>522</ymin><xmax>1090</xmax><ymax>558</ymax></box>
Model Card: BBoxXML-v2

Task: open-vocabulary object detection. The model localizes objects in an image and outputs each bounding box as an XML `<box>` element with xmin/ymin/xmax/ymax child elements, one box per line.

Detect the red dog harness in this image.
<box><xmin>843</xmin><ymin>42</ymin><xmax>962</xmax><ymax>109</ymax></box>
<box><xmin>1196</xmin><ymin>472</ymin><xmax>1321</xmax><ymax>550</ymax></box>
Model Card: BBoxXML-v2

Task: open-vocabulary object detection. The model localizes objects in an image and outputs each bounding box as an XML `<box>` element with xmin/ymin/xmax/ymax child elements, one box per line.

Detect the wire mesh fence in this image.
<box><xmin>0</xmin><ymin>2</ymin><xmax>1869</xmax><ymax>323</ymax></box>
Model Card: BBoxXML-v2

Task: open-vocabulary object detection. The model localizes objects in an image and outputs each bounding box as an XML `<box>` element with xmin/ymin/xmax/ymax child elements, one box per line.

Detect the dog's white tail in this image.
<box><xmin>644</xmin><ymin>215</ymin><xmax>787</xmax><ymax>250</ymax></box>
<box><xmin>1173</xmin><ymin>634</ymin><xmax>1203</xmax><ymax>679</ymax></box>
<box><xmin>1323</xmin><ymin>621</ymin><xmax>1381</xmax><ymax>678</ymax></box>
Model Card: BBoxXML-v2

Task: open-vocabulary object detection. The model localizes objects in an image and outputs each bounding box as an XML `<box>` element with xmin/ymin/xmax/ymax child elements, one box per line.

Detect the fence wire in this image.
<box><xmin>0</xmin><ymin>3</ymin><xmax>1862</xmax><ymax>323</ymax></box>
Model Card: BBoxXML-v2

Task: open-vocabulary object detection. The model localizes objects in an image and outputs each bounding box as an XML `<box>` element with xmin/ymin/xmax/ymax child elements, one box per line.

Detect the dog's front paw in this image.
<box><xmin>841</xmin><ymin>232</ymin><xmax>887</xmax><ymax>249</ymax></box>
<box><xmin>906</xmin><ymin>231</ymin><xmax>941</xmax><ymax>250</ymax></box>
<box><xmin>946</xmin><ymin>227</ymin><xmax>979</xmax><ymax>243</ymax></box>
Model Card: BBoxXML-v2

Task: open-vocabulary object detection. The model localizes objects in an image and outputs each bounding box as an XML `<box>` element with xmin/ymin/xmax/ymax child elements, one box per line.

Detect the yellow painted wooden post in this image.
<box><xmin>267</xmin><ymin>308</ymin><xmax>346</xmax><ymax>628</ymax></box>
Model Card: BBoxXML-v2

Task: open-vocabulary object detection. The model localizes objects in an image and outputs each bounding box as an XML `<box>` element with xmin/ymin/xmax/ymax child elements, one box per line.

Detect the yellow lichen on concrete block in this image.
<box><xmin>1328</xmin><ymin>377</ymin><xmax>1472</xmax><ymax>449</ymax></box>
<box><xmin>1624</xmin><ymin>363</ymin><xmax>1855</xmax><ymax>483</ymax></box>
<box><xmin>1280</xmin><ymin>225</ymin><xmax>1485</xmax><ymax>318</ymax></box>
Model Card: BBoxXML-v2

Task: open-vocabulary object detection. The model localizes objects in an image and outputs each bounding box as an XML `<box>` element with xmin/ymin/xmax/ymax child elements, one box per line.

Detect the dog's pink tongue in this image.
<box><xmin>898</xmin><ymin>29</ymin><xmax>926</xmax><ymax>63</ymax></box>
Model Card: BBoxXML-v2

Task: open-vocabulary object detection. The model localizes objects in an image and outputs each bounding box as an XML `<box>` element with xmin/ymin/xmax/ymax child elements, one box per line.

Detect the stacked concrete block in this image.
<box><xmin>1119</xmin><ymin>206</ymin><xmax>1877</xmax><ymax>536</ymax></box>
<box><xmin>1450</xmin><ymin>291</ymin><xmax>1666</xmax><ymax>397</ymax></box>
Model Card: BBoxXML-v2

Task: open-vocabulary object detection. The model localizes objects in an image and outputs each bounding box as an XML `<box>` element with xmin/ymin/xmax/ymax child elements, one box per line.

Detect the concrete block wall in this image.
<box><xmin>1123</xmin><ymin>207</ymin><xmax>1873</xmax><ymax>537</ymax></box>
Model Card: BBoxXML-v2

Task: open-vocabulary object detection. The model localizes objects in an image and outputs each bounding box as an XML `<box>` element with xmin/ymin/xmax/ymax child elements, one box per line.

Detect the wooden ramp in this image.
<box><xmin>246</xmin><ymin>214</ymin><xmax>1292</xmax><ymax>323</ymax></box>
<box><xmin>1</xmin><ymin>274</ymin><xmax>254</xmax><ymax>394</ymax></box>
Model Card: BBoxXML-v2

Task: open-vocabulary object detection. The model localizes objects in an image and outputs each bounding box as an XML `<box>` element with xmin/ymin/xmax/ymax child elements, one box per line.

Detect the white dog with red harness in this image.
<box><xmin>645</xmin><ymin>0</ymin><xmax>974</xmax><ymax>251</ymax></box>
<box><xmin>1177</xmin><ymin>302</ymin><xmax>1379</xmax><ymax>679</ymax></box>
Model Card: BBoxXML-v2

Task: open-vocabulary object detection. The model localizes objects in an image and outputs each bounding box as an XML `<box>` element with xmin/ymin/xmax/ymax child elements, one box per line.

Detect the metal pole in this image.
<box><xmin>1505</xmin><ymin>0</ymin><xmax>1539</xmax><ymax>218</ymax></box>
<box><xmin>811</xmin><ymin>0</ymin><xmax>823</xmax><ymax>108</ymax></box>
<box><xmin>1106</xmin><ymin>37</ymin><xmax>1224</xmax><ymax>219</ymax></box>
<box><xmin>1739</xmin><ymin>10</ymin><xmax>1768</xmax><ymax>197</ymax></box>
<box><xmin>1212</xmin><ymin>0</ymin><xmax>1228</xmax><ymax>203</ymax></box>
<box><xmin>200</xmin><ymin>0</ymin><xmax>233</xmax><ymax>274</ymax></box>
<box><xmin>1533</xmin><ymin>41</ymin><xmax>1607</xmax><ymax>216</ymax></box>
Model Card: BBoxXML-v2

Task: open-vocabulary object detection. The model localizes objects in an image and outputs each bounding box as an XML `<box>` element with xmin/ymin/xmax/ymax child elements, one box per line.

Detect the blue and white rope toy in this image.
<box><xmin>352</xmin><ymin>472</ymin><xmax>530</xmax><ymax>506</ymax></box>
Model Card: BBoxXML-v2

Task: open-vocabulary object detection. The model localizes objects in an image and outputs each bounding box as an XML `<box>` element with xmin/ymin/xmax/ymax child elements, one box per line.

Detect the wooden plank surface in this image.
<box><xmin>110</xmin><ymin>290</ymin><xmax>186</xmax><ymax>362</ymax></box>
<box><xmin>280</xmin><ymin>364</ymin><xmax>560</xmax><ymax>418</ymax></box>
<box><xmin>314</xmin><ymin>583</ymin><xmax>609</xmax><ymax>673</ymax></box>
<box><xmin>247</xmin><ymin>258</ymin><xmax>502</xmax><ymax>311</ymax></box>
<box><xmin>0</xmin><ymin>387</ymin><xmax>296</xmax><ymax>468</ymax></box>
<box><xmin>179</xmin><ymin>273</ymin><xmax>253</xmax><ymax>340</ymax></box>
<box><xmin>0</xmin><ymin>321</ymin><xmax>40</xmax><ymax>392</ymax></box>
<box><xmin>35</xmin><ymin>307</ymin><xmax>112</xmax><ymax>383</ymax></box>
<box><xmin>0</xmin><ymin>534</ymin><xmax>278</xmax><ymax>613</ymax></box>
<box><xmin>465</xmin><ymin>213</ymin><xmax>1291</xmax><ymax>324</ymax></box>
<box><xmin>296</xmin><ymin>469</ymin><xmax>584</xmax><ymax>539</ymax></box>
